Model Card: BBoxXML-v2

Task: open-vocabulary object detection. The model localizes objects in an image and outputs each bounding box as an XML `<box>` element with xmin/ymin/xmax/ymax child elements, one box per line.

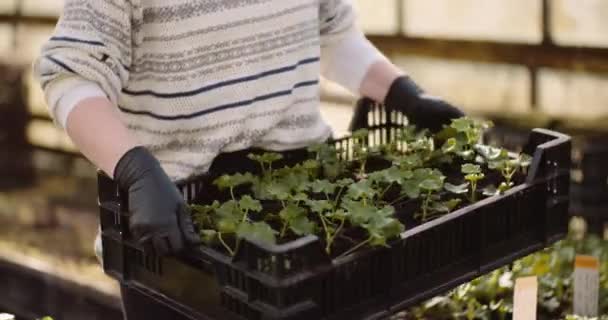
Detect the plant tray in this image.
<box><xmin>98</xmin><ymin>100</ymin><xmax>571</xmax><ymax>320</ymax></box>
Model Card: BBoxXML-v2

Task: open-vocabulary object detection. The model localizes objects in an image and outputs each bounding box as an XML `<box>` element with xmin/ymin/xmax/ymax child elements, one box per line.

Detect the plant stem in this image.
<box><xmin>326</xmin><ymin>218</ymin><xmax>346</xmax><ymax>254</ymax></box>
<box><xmin>337</xmin><ymin>238</ymin><xmax>371</xmax><ymax>259</ymax></box>
<box><xmin>280</xmin><ymin>221</ymin><xmax>288</xmax><ymax>238</ymax></box>
<box><xmin>230</xmin><ymin>187</ymin><xmax>236</xmax><ymax>201</ymax></box>
<box><xmin>218</xmin><ymin>232</ymin><xmax>235</xmax><ymax>256</ymax></box>
<box><xmin>389</xmin><ymin>193</ymin><xmax>409</xmax><ymax>206</ymax></box>
<box><xmin>379</xmin><ymin>182</ymin><xmax>394</xmax><ymax>200</ymax></box>
<box><xmin>470</xmin><ymin>181</ymin><xmax>477</xmax><ymax>203</ymax></box>
<box><xmin>334</xmin><ymin>186</ymin><xmax>345</xmax><ymax>208</ymax></box>
<box><xmin>318</xmin><ymin>212</ymin><xmax>331</xmax><ymax>252</ymax></box>
<box><xmin>422</xmin><ymin>191</ymin><xmax>432</xmax><ymax>221</ymax></box>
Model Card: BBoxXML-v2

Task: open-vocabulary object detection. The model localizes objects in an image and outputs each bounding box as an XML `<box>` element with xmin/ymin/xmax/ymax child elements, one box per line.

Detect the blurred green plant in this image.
<box><xmin>402</xmin><ymin>231</ymin><xmax>608</xmax><ymax>319</ymax></box>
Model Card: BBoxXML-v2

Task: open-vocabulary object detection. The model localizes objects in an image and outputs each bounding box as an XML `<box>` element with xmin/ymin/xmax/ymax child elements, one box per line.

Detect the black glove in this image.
<box><xmin>114</xmin><ymin>147</ymin><xmax>200</xmax><ymax>256</ymax></box>
<box><xmin>384</xmin><ymin>76</ymin><xmax>465</xmax><ymax>132</ymax></box>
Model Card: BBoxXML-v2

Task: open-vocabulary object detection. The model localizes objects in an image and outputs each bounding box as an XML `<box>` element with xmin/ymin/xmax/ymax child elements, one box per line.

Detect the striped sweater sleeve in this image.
<box><xmin>33</xmin><ymin>0</ymin><xmax>132</xmax><ymax>126</ymax></box>
<box><xmin>319</xmin><ymin>0</ymin><xmax>388</xmax><ymax>94</ymax></box>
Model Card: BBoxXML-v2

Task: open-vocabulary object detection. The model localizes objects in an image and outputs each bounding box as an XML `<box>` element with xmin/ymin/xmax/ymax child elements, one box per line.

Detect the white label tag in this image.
<box><xmin>513</xmin><ymin>276</ymin><xmax>538</xmax><ymax>320</ymax></box>
<box><xmin>573</xmin><ymin>255</ymin><xmax>600</xmax><ymax>317</ymax></box>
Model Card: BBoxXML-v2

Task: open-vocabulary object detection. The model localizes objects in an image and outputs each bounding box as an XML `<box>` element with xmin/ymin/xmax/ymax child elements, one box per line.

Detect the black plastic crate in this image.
<box><xmin>98</xmin><ymin>100</ymin><xmax>571</xmax><ymax>320</ymax></box>
<box><xmin>485</xmin><ymin>120</ymin><xmax>608</xmax><ymax>233</ymax></box>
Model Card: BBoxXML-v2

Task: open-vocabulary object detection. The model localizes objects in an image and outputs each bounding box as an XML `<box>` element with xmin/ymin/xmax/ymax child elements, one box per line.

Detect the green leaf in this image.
<box><xmin>290</xmin><ymin>192</ymin><xmax>308</xmax><ymax>202</ymax></box>
<box><xmin>200</xmin><ymin>229</ymin><xmax>218</xmax><ymax>244</ymax></box>
<box><xmin>279</xmin><ymin>204</ymin><xmax>307</xmax><ymax>221</ymax></box>
<box><xmin>217</xmin><ymin>216</ymin><xmax>240</xmax><ymax>234</ymax></box>
<box><xmin>420</xmin><ymin>178</ymin><xmax>443</xmax><ymax>191</ymax></box>
<box><xmin>475</xmin><ymin>144</ymin><xmax>504</xmax><ymax>161</ymax></box>
<box><xmin>401</xmin><ymin>180</ymin><xmax>421</xmax><ymax>199</ymax></box>
<box><xmin>306</xmin><ymin>199</ymin><xmax>333</xmax><ymax>214</ymax></box>
<box><xmin>341</xmin><ymin>199</ymin><xmax>377</xmax><ymax>225</ymax></box>
<box><xmin>190</xmin><ymin>202</ymin><xmax>219</xmax><ymax>216</ymax></box>
<box><xmin>289</xmin><ymin>215</ymin><xmax>316</xmax><ymax>235</ymax></box>
<box><xmin>364</xmin><ymin>216</ymin><xmax>404</xmax><ymax>245</ymax></box>
<box><xmin>378</xmin><ymin>205</ymin><xmax>396</xmax><ymax>217</ymax></box>
<box><xmin>352</xmin><ymin>129</ymin><xmax>369</xmax><ymax>140</ymax></box>
<box><xmin>302</xmin><ymin>159</ymin><xmax>319</xmax><ymax>171</ymax></box>
<box><xmin>465</xmin><ymin>173</ymin><xmax>485</xmax><ymax>182</ymax></box>
<box><xmin>397</xmin><ymin>154</ymin><xmax>424</xmax><ymax>169</ymax></box>
<box><xmin>519</xmin><ymin>153</ymin><xmax>533</xmax><ymax>168</ymax></box>
<box><xmin>213</xmin><ymin>173</ymin><xmax>254</xmax><ymax>190</ymax></box>
<box><xmin>462</xmin><ymin>163</ymin><xmax>482</xmax><ymax>175</ymax></box>
<box><xmin>336</xmin><ymin>178</ymin><xmax>354</xmax><ymax>187</ymax></box>
<box><xmin>236</xmin><ymin>222</ymin><xmax>277</xmax><ymax>245</ymax></box>
<box><xmin>309</xmin><ymin>179</ymin><xmax>337</xmax><ymax>195</ymax></box>
<box><xmin>451</xmin><ymin>118</ymin><xmax>473</xmax><ymax>132</ymax></box>
<box><xmin>441</xmin><ymin>137</ymin><xmax>458</xmax><ymax>153</ymax></box>
<box><xmin>265</xmin><ymin>181</ymin><xmax>291</xmax><ymax>200</ymax></box>
<box><xmin>326</xmin><ymin>209</ymin><xmax>348</xmax><ymax>220</ymax></box>
<box><xmin>430</xmin><ymin>202</ymin><xmax>450</xmax><ymax>214</ymax></box>
<box><xmin>444</xmin><ymin>182</ymin><xmax>469</xmax><ymax>194</ymax></box>
<box><xmin>347</xmin><ymin>180</ymin><xmax>377</xmax><ymax>200</ymax></box>
<box><xmin>239</xmin><ymin>195</ymin><xmax>262</xmax><ymax>212</ymax></box>
<box><xmin>498</xmin><ymin>181</ymin><xmax>514</xmax><ymax>192</ymax></box>
<box><xmin>215</xmin><ymin>200</ymin><xmax>241</xmax><ymax>233</ymax></box>
<box><xmin>213</xmin><ymin>175</ymin><xmax>232</xmax><ymax>190</ymax></box>
<box><xmin>216</xmin><ymin>200</ymin><xmax>240</xmax><ymax>218</ymax></box>
<box><xmin>261</xmin><ymin>152</ymin><xmax>283</xmax><ymax>164</ymax></box>
<box><xmin>369</xmin><ymin>233</ymin><xmax>388</xmax><ymax>247</ymax></box>
<box><xmin>434</xmin><ymin>126</ymin><xmax>458</xmax><ymax>141</ymax></box>
<box><xmin>444</xmin><ymin>198</ymin><xmax>462</xmax><ymax>211</ymax></box>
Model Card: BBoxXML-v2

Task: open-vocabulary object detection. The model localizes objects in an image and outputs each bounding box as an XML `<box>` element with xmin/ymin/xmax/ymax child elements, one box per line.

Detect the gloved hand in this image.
<box><xmin>384</xmin><ymin>76</ymin><xmax>465</xmax><ymax>132</ymax></box>
<box><xmin>114</xmin><ymin>147</ymin><xmax>200</xmax><ymax>256</ymax></box>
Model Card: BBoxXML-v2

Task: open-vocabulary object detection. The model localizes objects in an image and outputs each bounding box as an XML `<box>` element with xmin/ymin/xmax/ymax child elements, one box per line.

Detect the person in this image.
<box><xmin>34</xmin><ymin>0</ymin><xmax>464</xmax><ymax>318</ymax></box>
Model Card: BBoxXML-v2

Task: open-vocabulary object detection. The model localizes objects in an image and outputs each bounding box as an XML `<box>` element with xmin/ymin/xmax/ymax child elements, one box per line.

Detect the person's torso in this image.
<box><xmin>118</xmin><ymin>0</ymin><xmax>331</xmax><ymax>180</ymax></box>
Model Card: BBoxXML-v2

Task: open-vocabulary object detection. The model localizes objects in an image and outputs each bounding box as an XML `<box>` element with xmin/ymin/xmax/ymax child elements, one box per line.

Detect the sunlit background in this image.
<box><xmin>0</xmin><ymin>1</ymin><xmax>607</xmax><ymax>319</ymax></box>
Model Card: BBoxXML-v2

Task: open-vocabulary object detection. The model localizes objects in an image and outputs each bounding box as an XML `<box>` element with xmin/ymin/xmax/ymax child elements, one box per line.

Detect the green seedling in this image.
<box><xmin>248</xmin><ymin>152</ymin><xmax>283</xmax><ymax>179</ymax></box>
<box><xmin>398</xmin><ymin>168</ymin><xmax>447</xmax><ymax>221</ymax></box>
<box><xmin>440</xmin><ymin>118</ymin><xmax>493</xmax><ymax>161</ymax></box>
<box><xmin>191</xmin><ymin>195</ymin><xmax>265</xmax><ymax>256</ymax></box>
<box><xmin>462</xmin><ymin>163</ymin><xmax>485</xmax><ymax>203</ymax></box>
<box><xmin>213</xmin><ymin>172</ymin><xmax>255</xmax><ymax>200</ymax></box>
<box><xmin>338</xmin><ymin>199</ymin><xmax>404</xmax><ymax>258</ymax></box>
<box><xmin>368</xmin><ymin>166</ymin><xmax>413</xmax><ymax>202</ymax></box>
<box><xmin>487</xmin><ymin>151</ymin><xmax>532</xmax><ymax>190</ymax></box>
<box><xmin>308</xmin><ymin>143</ymin><xmax>343</xmax><ymax>179</ymax></box>
<box><xmin>352</xmin><ymin>129</ymin><xmax>371</xmax><ymax>179</ymax></box>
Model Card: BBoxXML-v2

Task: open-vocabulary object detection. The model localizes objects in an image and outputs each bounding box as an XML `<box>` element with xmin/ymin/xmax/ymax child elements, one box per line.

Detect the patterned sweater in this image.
<box><xmin>34</xmin><ymin>0</ymin><xmax>385</xmax><ymax>180</ymax></box>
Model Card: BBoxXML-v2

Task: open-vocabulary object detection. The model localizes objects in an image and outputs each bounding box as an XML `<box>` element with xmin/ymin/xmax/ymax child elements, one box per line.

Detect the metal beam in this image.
<box><xmin>0</xmin><ymin>13</ymin><xmax>57</xmax><ymax>26</ymax></box>
<box><xmin>1</xmin><ymin>13</ymin><xmax>607</xmax><ymax>73</ymax></box>
<box><xmin>368</xmin><ymin>35</ymin><xmax>608</xmax><ymax>74</ymax></box>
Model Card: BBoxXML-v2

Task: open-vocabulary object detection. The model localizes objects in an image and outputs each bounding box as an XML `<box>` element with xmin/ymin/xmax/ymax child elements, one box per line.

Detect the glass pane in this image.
<box><xmin>15</xmin><ymin>24</ymin><xmax>54</xmax><ymax>63</ymax></box>
<box><xmin>25</xmin><ymin>67</ymin><xmax>49</xmax><ymax>117</ymax></box>
<box><xmin>539</xmin><ymin>69</ymin><xmax>608</xmax><ymax>119</ymax></box>
<box><xmin>20</xmin><ymin>0</ymin><xmax>63</xmax><ymax>16</ymax></box>
<box><xmin>355</xmin><ymin>0</ymin><xmax>400</xmax><ymax>35</ymax></box>
<box><xmin>393</xmin><ymin>55</ymin><xmax>531</xmax><ymax>114</ymax></box>
<box><xmin>403</xmin><ymin>0</ymin><xmax>542</xmax><ymax>43</ymax></box>
<box><xmin>27</xmin><ymin>119</ymin><xmax>76</xmax><ymax>152</ymax></box>
<box><xmin>0</xmin><ymin>0</ymin><xmax>17</xmax><ymax>14</ymax></box>
<box><xmin>0</xmin><ymin>24</ymin><xmax>14</xmax><ymax>58</ymax></box>
<box><xmin>551</xmin><ymin>0</ymin><xmax>608</xmax><ymax>47</ymax></box>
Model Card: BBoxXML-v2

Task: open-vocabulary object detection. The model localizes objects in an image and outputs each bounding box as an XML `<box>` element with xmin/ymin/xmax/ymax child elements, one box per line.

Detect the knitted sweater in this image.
<box><xmin>34</xmin><ymin>0</ymin><xmax>385</xmax><ymax>181</ymax></box>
